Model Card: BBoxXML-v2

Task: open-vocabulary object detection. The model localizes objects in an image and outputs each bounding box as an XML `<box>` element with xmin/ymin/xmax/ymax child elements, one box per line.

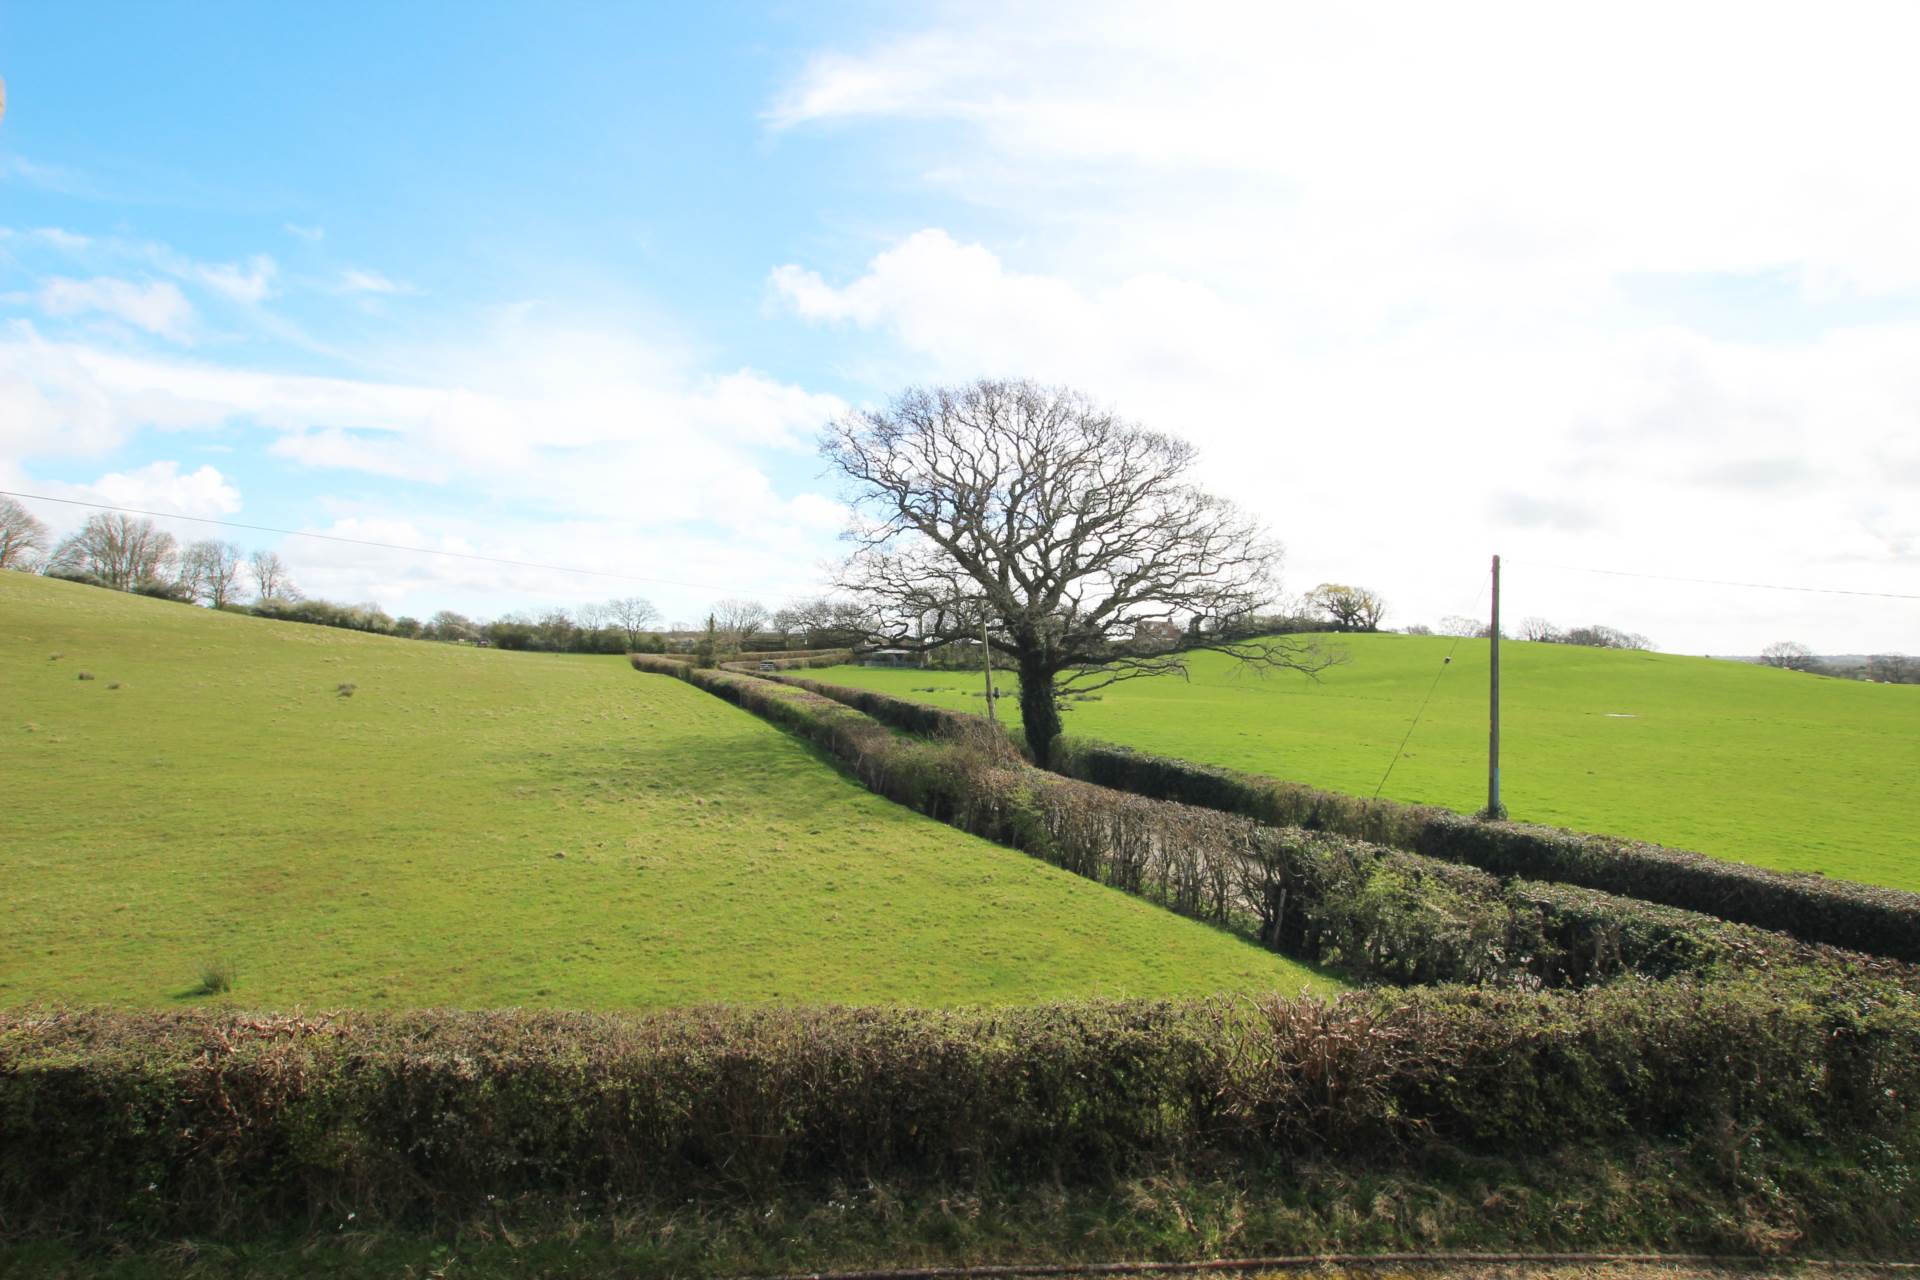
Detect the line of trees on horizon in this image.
<box><xmin>1407</xmin><ymin>613</ymin><xmax>1655</xmax><ymax>651</ymax></box>
<box><xmin>2</xmin><ymin>503</ymin><xmax>882</xmax><ymax>658</ymax></box>
<box><xmin>1760</xmin><ymin>640</ymin><xmax>1916</xmax><ymax>683</ymax></box>
<box><xmin>15</xmin><ymin>501</ymin><xmax>1903</xmax><ymax>679</ymax></box>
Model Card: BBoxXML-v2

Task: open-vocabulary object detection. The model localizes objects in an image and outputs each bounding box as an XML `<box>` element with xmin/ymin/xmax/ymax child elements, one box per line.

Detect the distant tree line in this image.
<box><xmin>7</xmin><ymin>507</ymin><xmax>898</xmax><ymax>659</ymax></box>
<box><xmin>1759</xmin><ymin>640</ymin><xmax>1917</xmax><ymax>683</ymax></box>
<box><xmin>3</xmin><ymin>508</ymin><xmax>683</xmax><ymax>653</ymax></box>
<box><xmin>1421</xmin><ymin>613</ymin><xmax>1654</xmax><ymax>650</ymax></box>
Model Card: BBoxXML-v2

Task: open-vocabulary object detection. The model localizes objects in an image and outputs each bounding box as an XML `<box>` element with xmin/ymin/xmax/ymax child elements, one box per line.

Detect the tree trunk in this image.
<box><xmin>1017</xmin><ymin>655</ymin><xmax>1063</xmax><ymax>767</ymax></box>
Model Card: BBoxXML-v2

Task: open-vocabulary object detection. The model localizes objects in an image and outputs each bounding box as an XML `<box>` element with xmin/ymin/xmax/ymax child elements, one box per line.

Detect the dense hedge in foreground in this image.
<box><xmin>633</xmin><ymin>660</ymin><xmax>1904</xmax><ymax>992</ymax></box>
<box><xmin>1051</xmin><ymin>738</ymin><xmax>1920</xmax><ymax>963</ymax></box>
<box><xmin>6</xmin><ymin>977</ymin><xmax>1917</xmax><ymax>1234</ymax></box>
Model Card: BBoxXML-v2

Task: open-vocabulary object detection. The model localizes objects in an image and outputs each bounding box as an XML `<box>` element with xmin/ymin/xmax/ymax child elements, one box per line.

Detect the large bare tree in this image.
<box><xmin>711</xmin><ymin>598</ymin><xmax>770</xmax><ymax>647</ymax></box>
<box><xmin>0</xmin><ymin>496</ymin><xmax>50</xmax><ymax>570</ymax></box>
<box><xmin>824</xmin><ymin>379</ymin><xmax>1334</xmax><ymax>765</ymax></box>
<box><xmin>248</xmin><ymin>549</ymin><xmax>297</xmax><ymax>602</ymax></box>
<box><xmin>603</xmin><ymin>596</ymin><xmax>660</xmax><ymax>650</ymax></box>
<box><xmin>48</xmin><ymin>513</ymin><xmax>178</xmax><ymax>590</ymax></box>
<box><xmin>1760</xmin><ymin>640</ymin><xmax>1819</xmax><ymax>672</ymax></box>
<box><xmin>1304</xmin><ymin>582</ymin><xmax>1387</xmax><ymax>632</ymax></box>
<box><xmin>774</xmin><ymin>596</ymin><xmax>870</xmax><ymax>648</ymax></box>
<box><xmin>179</xmin><ymin>539</ymin><xmax>246</xmax><ymax>607</ymax></box>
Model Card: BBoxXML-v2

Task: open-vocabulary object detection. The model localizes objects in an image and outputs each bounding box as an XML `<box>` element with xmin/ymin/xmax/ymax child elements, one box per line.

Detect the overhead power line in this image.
<box><xmin>1510</xmin><ymin>558</ymin><xmax>1919</xmax><ymax>602</ymax></box>
<box><xmin>1371</xmin><ymin>575</ymin><xmax>1487</xmax><ymax>800</ymax></box>
<box><xmin>0</xmin><ymin>489</ymin><xmax>798</xmax><ymax>600</ymax></box>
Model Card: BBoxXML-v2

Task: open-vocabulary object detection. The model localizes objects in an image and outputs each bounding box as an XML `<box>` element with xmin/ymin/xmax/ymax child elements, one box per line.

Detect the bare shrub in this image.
<box><xmin>196</xmin><ymin>957</ymin><xmax>236</xmax><ymax>995</ymax></box>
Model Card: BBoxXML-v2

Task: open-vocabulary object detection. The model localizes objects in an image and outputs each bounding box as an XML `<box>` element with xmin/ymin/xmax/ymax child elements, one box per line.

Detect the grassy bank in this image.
<box><xmin>0</xmin><ymin>572</ymin><xmax>1330</xmax><ymax>1007</ymax></box>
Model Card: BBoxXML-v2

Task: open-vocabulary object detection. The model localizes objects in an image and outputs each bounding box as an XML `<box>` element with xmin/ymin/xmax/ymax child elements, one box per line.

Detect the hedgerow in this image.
<box><xmin>632</xmin><ymin>659</ymin><xmax>1907</xmax><ymax>992</ymax></box>
<box><xmin>1052</xmin><ymin>738</ymin><xmax>1920</xmax><ymax>963</ymax></box>
<box><xmin>723</xmin><ymin>647</ymin><xmax>856</xmax><ymax>664</ymax></box>
<box><xmin>717</xmin><ymin>649</ymin><xmax>855</xmax><ymax>672</ymax></box>
<box><xmin>5</xmin><ymin>977</ymin><xmax>1916</xmax><ymax>1236</ymax></box>
<box><xmin>733</xmin><ymin>674</ymin><xmax>1918</xmax><ymax>962</ymax></box>
<box><xmin>759</xmin><ymin>669</ymin><xmax>1008</xmax><ymax>746</ymax></box>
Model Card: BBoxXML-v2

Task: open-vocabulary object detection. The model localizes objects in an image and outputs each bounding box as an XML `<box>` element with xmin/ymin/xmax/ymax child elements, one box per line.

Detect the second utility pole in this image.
<box><xmin>1486</xmin><ymin>553</ymin><xmax>1506</xmax><ymax>819</ymax></box>
<box><xmin>982</xmin><ymin>616</ymin><xmax>997</xmax><ymax>726</ymax></box>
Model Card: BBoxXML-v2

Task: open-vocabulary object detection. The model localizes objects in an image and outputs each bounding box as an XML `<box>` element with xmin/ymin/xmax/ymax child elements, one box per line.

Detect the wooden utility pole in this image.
<box><xmin>982</xmin><ymin>616</ymin><xmax>997</xmax><ymax>726</ymax></box>
<box><xmin>1486</xmin><ymin>553</ymin><xmax>1506</xmax><ymax>819</ymax></box>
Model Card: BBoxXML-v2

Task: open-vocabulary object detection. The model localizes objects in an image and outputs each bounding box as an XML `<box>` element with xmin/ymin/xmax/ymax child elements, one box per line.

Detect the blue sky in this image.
<box><xmin>4</xmin><ymin>1</ymin><xmax>1918</xmax><ymax>650</ymax></box>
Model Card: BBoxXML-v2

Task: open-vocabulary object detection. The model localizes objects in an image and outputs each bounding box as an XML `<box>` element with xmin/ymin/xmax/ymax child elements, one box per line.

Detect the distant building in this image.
<box><xmin>1133</xmin><ymin>619</ymin><xmax>1183</xmax><ymax>646</ymax></box>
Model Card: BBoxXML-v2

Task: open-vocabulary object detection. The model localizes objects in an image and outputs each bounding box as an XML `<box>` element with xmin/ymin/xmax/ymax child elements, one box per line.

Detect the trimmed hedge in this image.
<box><xmin>1052</xmin><ymin>738</ymin><xmax>1920</xmax><ymax>963</ymax></box>
<box><xmin>720</xmin><ymin>649</ymin><xmax>855</xmax><ymax>672</ymax></box>
<box><xmin>632</xmin><ymin>659</ymin><xmax>1907</xmax><ymax>992</ymax></box>
<box><xmin>760</xmin><ymin>669</ymin><xmax>1016</xmax><ymax>748</ymax></box>
<box><xmin>6</xmin><ymin>977</ymin><xmax>1918</xmax><ymax>1234</ymax></box>
<box><xmin>735</xmin><ymin>675</ymin><xmax>1918</xmax><ymax>961</ymax></box>
<box><xmin>629</xmin><ymin>651</ymin><xmax>695</xmax><ymax>671</ymax></box>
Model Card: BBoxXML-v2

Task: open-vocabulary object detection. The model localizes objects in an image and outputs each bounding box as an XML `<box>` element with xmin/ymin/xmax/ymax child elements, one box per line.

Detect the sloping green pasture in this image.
<box><xmin>813</xmin><ymin>636</ymin><xmax>1920</xmax><ymax>890</ymax></box>
<box><xmin>0</xmin><ymin>572</ymin><xmax>1331</xmax><ymax>1008</ymax></box>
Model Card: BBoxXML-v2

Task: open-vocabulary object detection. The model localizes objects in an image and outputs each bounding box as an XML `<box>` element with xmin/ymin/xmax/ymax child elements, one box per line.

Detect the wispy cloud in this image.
<box><xmin>337</xmin><ymin>268</ymin><xmax>414</xmax><ymax>296</ymax></box>
<box><xmin>193</xmin><ymin>254</ymin><xmax>277</xmax><ymax>305</ymax></box>
<box><xmin>283</xmin><ymin>223</ymin><xmax>326</xmax><ymax>242</ymax></box>
<box><xmin>0</xmin><ymin>154</ymin><xmax>99</xmax><ymax>197</ymax></box>
<box><xmin>38</xmin><ymin>276</ymin><xmax>196</xmax><ymax>341</ymax></box>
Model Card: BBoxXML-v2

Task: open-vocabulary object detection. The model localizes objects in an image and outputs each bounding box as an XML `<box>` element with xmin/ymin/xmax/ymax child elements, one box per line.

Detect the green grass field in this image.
<box><xmin>813</xmin><ymin>636</ymin><xmax>1920</xmax><ymax>891</ymax></box>
<box><xmin>0</xmin><ymin>572</ymin><xmax>1334</xmax><ymax>1008</ymax></box>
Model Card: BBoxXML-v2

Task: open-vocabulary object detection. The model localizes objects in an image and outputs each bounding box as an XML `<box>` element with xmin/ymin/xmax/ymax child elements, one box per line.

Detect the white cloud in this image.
<box><xmin>787</xmin><ymin>491</ymin><xmax>848</xmax><ymax>532</ymax></box>
<box><xmin>0</xmin><ymin>311</ymin><xmax>853</xmax><ymax>622</ymax></box>
<box><xmin>761</xmin><ymin>3</ymin><xmax>1920</xmax><ymax>652</ymax></box>
<box><xmin>771</xmin><ymin>229</ymin><xmax>1920</xmax><ymax>652</ymax></box>
<box><xmin>283</xmin><ymin>223</ymin><xmax>326</xmax><ymax>242</ymax></box>
<box><xmin>42</xmin><ymin>461</ymin><xmax>244</xmax><ymax>536</ymax></box>
<box><xmin>0</xmin><ymin>155</ymin><xmax>95</xmax><ymax>196</ymax></box>
<box><xmin>38</xmin><ymin>276</ymin><xmax>196</xmax><ymax>340</ymax></box>
<box><xmin>193</xmin><ymin>254</ymin><xmax>277</xmax><ymax>304</ymax></box>
<box><xmin>4</xmin><ymin>229</ymin><xmax>278</xmax><ymax>307</ymax></box>
<box><xmin>276</xmin><ymin>510</ymin><xmax>823</xmax><ymax>618</ymax></box>
<box><xmin>269</xmin><ymin>427</ymin><xmax>449</xmax><ymax>483</ymax></box>
<box><xmin>90</xmin><ymin>460</ymin><xmax>242</xmax><ymax>518</ymax></box>
<box><xmin>29</xmin><ymin>227</ymin><xmax>92</xmax><ymax>252</ymax></box>
<box><xmin>776</xmin><ymin>2</ymin><xmax>1920</xmax><ymax>305</ymax></box>
<box><xmin>338</xmin><ymin>268</ymin><xmax>412</xmax><ymax>296</ymax></box>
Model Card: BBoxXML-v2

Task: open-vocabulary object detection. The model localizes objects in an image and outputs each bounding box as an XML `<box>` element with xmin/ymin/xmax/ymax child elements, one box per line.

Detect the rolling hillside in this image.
<box><xmin>813</xmin><ymin>635</ymin><xmax>1920</xmax><ymax>891</ymax></box>
<box><xmin>0</xmin><ymin>572</ymin><xmax>1333</xmax><ymax>1008</ymax></box>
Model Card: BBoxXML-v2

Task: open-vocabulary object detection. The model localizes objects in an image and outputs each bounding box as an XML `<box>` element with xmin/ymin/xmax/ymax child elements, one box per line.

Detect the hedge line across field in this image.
<box><xmin>754</xmin><ymin>667</ymin><xmax>993</xmax><ymax>740</ymax></box>
<box><xmin>633</xmin><ymin>659</ymin><xmax>1906</xmax><ymax>992</ymax></box>
<box><xmin>733</xmin><ymin>668</ymin><xmax>1920</xmax><ymax>963</ymax></box>
<box><xmin>1052</xmin><ymin>737</ymin><xmax>1920</xmax><ymax>963</ymax></box>
<box><xmin>718</xmin><ymin>649</ymin><xmax>855</xmax><ymax>672</ymax></box>
<box><xmin>6</xmin><ymin>976</ymin><xmax>1917</xmax><ymax>1235</ymax></box>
